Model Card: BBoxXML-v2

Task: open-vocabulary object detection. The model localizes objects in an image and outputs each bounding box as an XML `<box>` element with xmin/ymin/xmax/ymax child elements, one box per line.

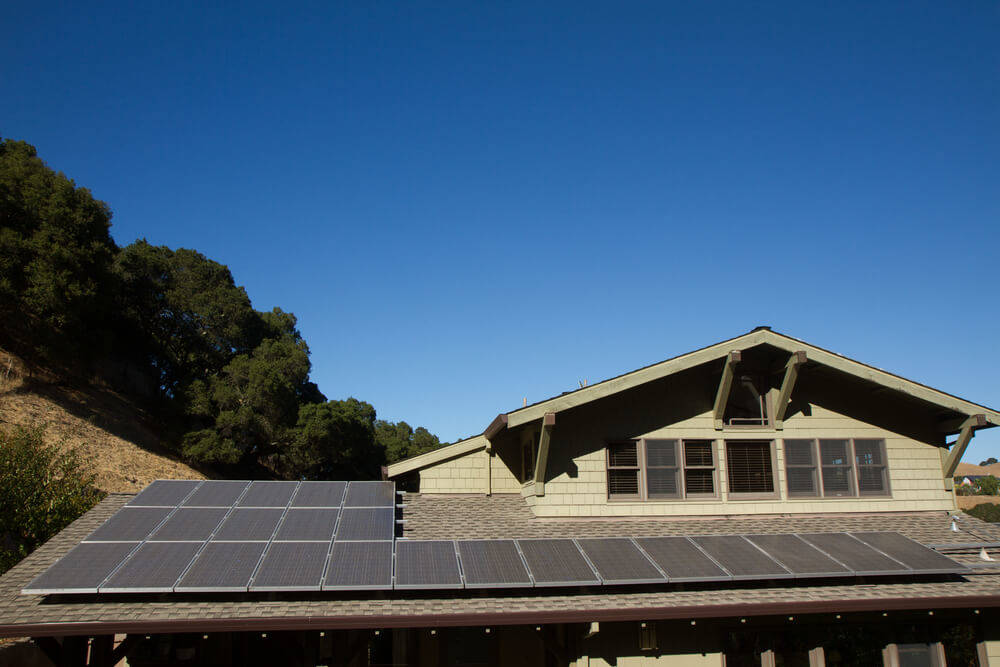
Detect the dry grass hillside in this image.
<box><xmin>0</xmin><ymin>349</ymin><xmax>204</xmax><ymax>493</ymax></box>
<box><xmin>956</xmin><ymin>461</ymin><xmax>1000</xmax><ymax>477</ymax></box>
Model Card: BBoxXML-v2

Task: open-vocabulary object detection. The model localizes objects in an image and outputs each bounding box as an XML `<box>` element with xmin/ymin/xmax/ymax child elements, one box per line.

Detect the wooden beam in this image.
<box><xmin>533</xmin><ymin>413</ymin><xmax>556</xmax><ymax>496</ymax></box>
<box><xmin>773</xmin><ymin>351</ymin><xmax>807</xmax><ymax>430</ymax></box>
<box><xmin>943</xmin><ymin>414</ymin><xmax>987</xmax><ymax>479</ymax></box>
<box><xmin>713</xmin><ymin>351</ymin><xmax>742</xmax><ymax>430</ymax></box>
<box><xmin>484</xmin><ymin>414</ymin><xmax>508</xmax><ymax>441</ymax></box>
<box><xmin>109</xmin><ymin>636</ymin><xmax>142</xmax><ymax>666</ymax></box>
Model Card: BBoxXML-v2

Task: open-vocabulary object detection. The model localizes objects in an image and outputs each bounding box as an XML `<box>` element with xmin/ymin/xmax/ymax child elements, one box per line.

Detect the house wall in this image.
<box><xmin>416</xmin><ymin>448</ymin><xmax>521</xmax><ymax>494</ymax></box>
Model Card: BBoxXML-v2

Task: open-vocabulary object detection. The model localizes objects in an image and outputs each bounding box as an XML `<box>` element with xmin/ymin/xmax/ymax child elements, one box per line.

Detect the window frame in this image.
<box><xmin>606</xmin><ymin>439</ymin><xmax>719</xmax><ymax>502</ymax></box>
<box><xmin>782</xmin><ymin>438</ymin><xmax>820</xmax><ymax>498</ymax></box>
<box><xmin>724</xmin><ymin>439</ymin><xmax>780</xmax><ymax>500</ymax></box>
<box><xmin>782</xmin><ymin>438</ymin><xmax>892</xmax><ymax>499</ymax></box>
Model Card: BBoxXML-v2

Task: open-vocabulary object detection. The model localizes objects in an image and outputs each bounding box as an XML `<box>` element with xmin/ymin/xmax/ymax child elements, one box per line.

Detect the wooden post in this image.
<box><xmin>943</xmin><ymin>414</ymin><xmax>987</xmax><ymax>480</ymax></box>
<box><xmin>713</xmin><ymin>351</ymin><xmax>742</xmax><ymax>430</ymax></box>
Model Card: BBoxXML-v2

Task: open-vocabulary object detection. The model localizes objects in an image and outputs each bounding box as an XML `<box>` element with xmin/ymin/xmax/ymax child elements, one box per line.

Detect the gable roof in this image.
<box><xmin>387</xmin><ymin>327</ymin><xmax>1000</xmax><ymax>478</ymax></box>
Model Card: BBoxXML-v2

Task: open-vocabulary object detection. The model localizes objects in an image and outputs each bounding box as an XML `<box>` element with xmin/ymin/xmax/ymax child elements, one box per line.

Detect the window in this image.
<box><xmin>783</xmin><ymin>438</ymin><xmax>890</xmax><ymax>499</ymax></box>
<box><xmin>607</xmin><ymin>439</ymin><xmax>717</xmax><ymax>500</ymax></box>
<box><xmin>520</xmin><ymin>433</ymin><xmax>536</xmax><ymax>483</ymax></box>
<box><xmin>607</xmin><ymin>442</ymin><xmax>640</xmax><ymax>498</ymax></box>
<box><xmin>724</xmin><ymin>374</ymin><xmax>770</xmax><ymax>427</ymax></box>
<box><xmin>725</xmin><ymin>441</ymin><xmax>776</xmax><ymax>495</ymax></box>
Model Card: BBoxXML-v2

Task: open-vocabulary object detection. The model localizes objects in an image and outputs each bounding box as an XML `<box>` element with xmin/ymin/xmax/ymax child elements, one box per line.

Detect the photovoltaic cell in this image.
<box><xmin>149</xmin><ymin>508</ymin><xmax>228</xmax><ymax>541</ymax></box>
<box><xmin>250</xmin><ymin>542</ymin><xmax>329</xmax><ymax>591</ymax></box>
<box><xmin>577</xmin><ymin>538</ymin><xmax>665</xmax><ymax>584</ymax></box>
<box><xmin>85</xmin><ymin>507</ymin><xmax>172</xmax><ymax>542</ymax></box>
<box><xmin>746</xmin><ymin>534</ymin><xmax>851</xmax><ymax>578</ymax></box>
<box><xmin>692</xmin><ymin>536</ymin><xmax>792</xmax><ymax>580</ymax></box>
<box><xmin>291</xmin><ymin>481</ymin><xmax>346</xmax><ymax>508</ymax></box>
<box><xmin>175</xmin><ymin>541</ymin><xmax>267</xmax><ymax>592</ymax></box>
<box><xmin>799</xmin><ymin>533</ymin><xmax>905</xmax><ymax>575</ymax></box>
<box><xmin>516</xmin><ymin>539</ymin><xmax>599</xmax><ymax>586</ymax></box>
<box><xmin>323</xmin><ymin>541</ymin><xmax>393</xmax><ymax>590</ymax></box>
<box><xmin>850</xmin><ymin>532</ymin><xmax>964</xmax><ymax>574</ymax></box>
<box><xmin>23</xmin><ymin>542</ymin><xmax>138</xmax><ymax>594</ymax></box>
<box><xmin>183</xmin><ymin>480</ymin><xmax>250</xmax><ymax>507</ymax></box>
<box><xmin>344</xmin><ymin>481</ymin><xmax>396</xmax><ymax>507</ymax></box>
<box><xmin>274</xmin><ymin>509</ymin><xmax>339</xmax><ymax>542</ymax></box>
<box><xmin>100</xmin><ymin>542</ymin><xmax>201</xmax><ymax>593</ymax></box>
<box><xmin>394</xmin><ymin>540</ymin><xmax>462</xmax><ymax>589</ymax></box>
<box><xmin>635</xmin><ymin>537</ymin><xmax>731</xmax><ymax>582</ymax></box>
<box><xmin>457</xmin><ymin>540</ymin><xmax>532</xmax><ymax>588</ymax></box>
<box><xmin>127</xmin><ymin>480</ymin><xmax>202</xmax><ymax>507</ymax></box>
<box><xmin>213</xmin><ymin>508</ymin><xmax>284</xmax><ymax>541</ymax></box>
<box><xmin>336</xmin><ymin>508</ymin><xmax>395</xmax><ymax>541</ymax></box>
<box><xmin>238</xmin><ymin>481</ymin><xmax>298</xmax><ymax>507</ymax></box>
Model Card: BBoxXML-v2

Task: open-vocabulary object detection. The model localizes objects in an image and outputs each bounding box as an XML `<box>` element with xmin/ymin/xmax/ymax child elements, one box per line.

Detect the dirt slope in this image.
<box><xmin>0</xmin><ymin>349</ymin><xmax>204</xmax><ymax>493</ymax></box>
<box><xmin>956</xmin><ymin>462</ymin><xmax>1000</xmax><ymax>477</ymax></box>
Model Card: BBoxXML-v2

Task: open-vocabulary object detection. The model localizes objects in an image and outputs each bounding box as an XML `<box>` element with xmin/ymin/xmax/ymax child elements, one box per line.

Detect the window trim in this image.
<box><xmin>606</xmin><ymin>439</ymin><xmax>719</xmax><ymax>502</ymax></box>
<box><xmin>782</xmin><ymin>438</ymin><xmax>892</xmax><ymax>499</ymax></box>
<box><xmin>724</xmin><ymin>439</ymin><xmax>780</xmax><ymax>500</ymax></box>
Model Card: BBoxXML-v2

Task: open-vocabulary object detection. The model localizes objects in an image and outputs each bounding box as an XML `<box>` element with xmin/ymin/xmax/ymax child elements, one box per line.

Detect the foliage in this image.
<box><xmin>964</xmin><ymin>503</ymin><xmax>1000</xmax><ymax>523</ymax></box>
<box><xmin>972</xmin><ymin>475</ymin><xmax>999</xmax><ymax>496</ymax></box>
<box><xmin>0</xmin><ymin>426</ymin><xmax>104</xmax><ymax>574</ymax></box>
<box><xmin>375</xmin><ymin>420</ymin><xmax>443</xmax><ymax>464</ymax></box>
<box><xmin>283</xmin><ymin>399</ymin><xmax>380</xmax><ymax>479</ymax></box>
<box><xmin>980</xmin><ymin>457</ymin><xmax>998</xmax><ymax>466</ymax></box>
<box><xmin>0</xmin><ymin>138</ymin><xmax>118</xmax><ymax>361</ymax></box>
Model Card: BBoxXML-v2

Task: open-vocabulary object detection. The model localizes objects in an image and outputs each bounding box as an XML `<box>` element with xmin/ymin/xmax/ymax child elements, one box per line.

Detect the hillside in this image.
<box><xmin>956</xmin><ymin>462</ymin><xmax>1000</xmax><ymax>478</ymax></box>
<box><xmin>0</xmin><ymin>349</ymin><xmax>204</xmax><ymax>493</ymax></box>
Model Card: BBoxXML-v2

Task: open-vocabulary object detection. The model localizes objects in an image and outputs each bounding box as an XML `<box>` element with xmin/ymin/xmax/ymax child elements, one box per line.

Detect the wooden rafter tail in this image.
<box><xmin>713</xmin><ymin>351</ymin><xmax>742</xmax><ymax>430</ymax></box>
<box><xmin>773</xmin><ymin>351</ymin><xmax>807</xmax><ymax>430</ymax></box>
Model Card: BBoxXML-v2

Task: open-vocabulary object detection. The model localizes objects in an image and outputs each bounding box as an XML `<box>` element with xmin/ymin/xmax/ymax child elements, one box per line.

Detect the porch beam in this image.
<box><xmin>533</xmin><ymin>413</ymin><xmax>556</xmax><ymax>496</ymax></box>
<box><xmin>943</xmin><ymin>414</ymin><xmax>987</xmax><ymax>479</ymax></box>
<box><xmin>713</xmin><ymin>351</ymin><xmax>742</xmax><ymax>430</ymax></box>
<box><xmin>773</xmin><ymin>351</ymin><xmax>807</xmax><ymax>430</ymax></box>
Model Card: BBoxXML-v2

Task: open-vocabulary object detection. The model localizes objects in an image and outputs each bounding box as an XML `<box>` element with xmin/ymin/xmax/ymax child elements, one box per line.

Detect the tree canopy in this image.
<box><xmin>0</xmin><ymin>137</ymin><xmax>445</xmax><ymax>479</ymax></box>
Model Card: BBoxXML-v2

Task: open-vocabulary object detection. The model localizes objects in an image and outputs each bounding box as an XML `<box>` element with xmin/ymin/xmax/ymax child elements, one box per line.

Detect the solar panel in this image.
<box><xmin>635</xmin><ymin>537</ymin><xmax>731</xmax><ymax>582</ymax></box>
<box><xmin>148</xmin><ymin>508</ymin><xmax>228</xmax><ymax>541</ymax></box>
<box><xmin>516</xmin><ymin>539</ymin><xmax>600</xmax><ymax>586</ymax></box>
<box><xmin>291</xmin><ymin>481</ymin><xmax>347</xmax><ymax>507</ymax></box>
<box><xmin>175</xmin><ymin>541</ymin><xmax>268</xmax><ymax>592</ymax></box>
<box><xmin>799</xmin><ymin>533</ymin><xmax>905</xmax><ymax>575</ymax></box>
<box><xmin>457</xmin><ymin>540</ymin><xmax>532</xmax><ymax>588</ymax></box>
<box><xmin>323</xmin><ymin>541</ymin><xmax>393</xmax><ymax>590</ymax></box>
<box><xmin>692</xmin><ymin>536</ymin><xmax>792</xmax><ymax>580</ymax></box>
<box><xmin>336</xmin><ymin>507</ymin><xmax>395</xmax><ymax>541</ymax></box>
<box><xmin>850</xmin><ymin>532</ymin><xmax>965</xmax><ymax>574</ymax></box>
<box><xmin>746</xmin><ymin>534</ymin><xmax>852</xmax><ymax>578</ymax></box>
<box><xmin>577</xmin><ymin>538</ymin><xmax>665</xmax><ymax>584</ymax></box>
<box><xmin>100</xmin><ymin>542</ymin><xmax>202</xmax><ymax>593</ymax></box>
<box><xmin>394</xmin><ymin>540</ymin><xmax>463</xmax><ymax>589</ymax></box>
<box><xmin>250</xmin><ymin>542</ymin><xmax>329</xmax><ymax>591</ymax></box>
<box><xmin>344</xmin><ymin>481</ymin><xmax>396</xmax><ymax>507</ymax></box>
<box><xmin>127</xmin><ymin>480</ymin><xmax>202</xmax><ymax>507</ymax></box>
<box><xmin>238</xmin><ymin>481</ymin><xmax>298</xmax><ymax>507</ymax></box>
<box><xmin>275</xmin><ymin>509</ymin><xmax>339</xmax><ymax>541</ymax></box>
<box><xmin>213</xmin><ymin>508</ymin><xmax>284</xmax><ymax>541</ymax></box>
<box><xmin>22</xmin><ymin>542</ymin><xmax>138</xmax><ymax>594</ymax></box>
<box><xmin>183</xmin><ymin>480</ymin><xmax>250</xmax><ymax>507</ymax></box>
<box><xmin>85</xmin><ymin>507</ymin><xmax>173</xmax><ymax>542</ymax></box>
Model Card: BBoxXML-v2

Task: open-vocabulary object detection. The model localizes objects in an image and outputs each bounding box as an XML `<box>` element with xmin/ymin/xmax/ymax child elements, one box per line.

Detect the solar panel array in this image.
<box><xmin>23</xmin><ymin>480</ymin><xmax>969</xmax><ymax>595</ymax></box>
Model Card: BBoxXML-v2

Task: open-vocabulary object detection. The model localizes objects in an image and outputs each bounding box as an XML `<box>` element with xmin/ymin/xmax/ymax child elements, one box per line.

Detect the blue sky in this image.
<box><xmin>4</xmin><ymin>1</ymin><xmax>998</xmax><ymax>462</ymax></box>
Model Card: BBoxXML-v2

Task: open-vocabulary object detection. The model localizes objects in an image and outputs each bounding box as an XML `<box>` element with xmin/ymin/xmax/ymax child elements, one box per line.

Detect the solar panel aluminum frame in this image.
<box><xmin>173</xmin><ymin>541</ymin><xmax>269</xmax><ymax>593</ymax></box>
<box><xmin>126</xmin><ymin>479</ymin><xmax>204</xmax><ymax>507</ymax></box>
<box><xmin>322</xmin><ymin>541</ymin><xmax>394</xmax><ymax>591</ymax></box>
<box><xmin>514</xmin><ymin>538</ymin><xmax>602</xmax><ymax>588</ymax></box>
<box><xmin>456</xmin><ymin>539</ymin><xmax>533</xmax><ymax>589</ymax></box>
<box><xmin>690</xmin><ymin>535</ymin><xmax>795</xmax><ymax>581</ymax></box>
<box><xmin>633</xmin><ymin>537</ymin><xmax>733</xmax><ymax>583</ymax></box>
<box><xmin>797</xmin><ymin>532</ymin><xmax>909</xmax><ymax>577</ymax></box>
<box><xmin>746</xmin><ymin>534</ymin><xmax>855</xmax><ymax>580</ymax></box>
<box><xmin>576</xmin><ymin>538</ymin><xmax>665</xmax><ymax>585</ymax></box>
<box><xmin>21</xmin><ymin>542</ymin><xmax>142</xmax><ymax>595</ymax></box>
<box><xmin>248</xmin><ymin>542</ymin><xmax>329</xmax><ymax>592</ymax></box>
<box><xmin>850</xmin><ymin>532</ymin><xmax>966</xmax><ymax>576</ymax></box>
<box><xmin>392</xmin><ymin>540</ymin><xmax>465</xmax><ymax>590</ymax></box>
<box><xmin>98</xmin><ymin>542</ymin><xmax>203</xmax><ymax>594</ymax></box>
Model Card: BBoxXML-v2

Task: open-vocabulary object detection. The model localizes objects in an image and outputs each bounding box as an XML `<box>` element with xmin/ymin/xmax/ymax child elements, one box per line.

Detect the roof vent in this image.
<box><xmin>752</xmin><ymin>325</ymin><xmax>772</xmax><ymax>332</ymax></box>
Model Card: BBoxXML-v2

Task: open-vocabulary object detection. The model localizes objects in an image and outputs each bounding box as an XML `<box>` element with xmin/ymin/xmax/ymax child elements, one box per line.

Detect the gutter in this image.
<box><xmin>4</xmin><ymin>594</ymin><xmax>1000</xmax><ymax>638</ymax></box>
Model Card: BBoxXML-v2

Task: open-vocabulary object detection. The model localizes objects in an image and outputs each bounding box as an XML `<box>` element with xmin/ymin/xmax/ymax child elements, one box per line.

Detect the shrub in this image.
<box><xmin>0</xmin><ymin>426</ymin><xmax>104</xmax><ymax>574</ymax></box>
<box><xmin>964</xmin><ymin>503</ymin><xmax>1000</xmax><ymax>524</ymax></box>
<box><xmin>974</xmin><ymin>476</ymin><xmax>1000</xmax><ymax>496</ymax></box>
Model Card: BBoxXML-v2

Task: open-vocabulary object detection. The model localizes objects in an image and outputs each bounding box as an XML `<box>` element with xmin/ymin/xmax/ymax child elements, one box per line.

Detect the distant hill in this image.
<box><xmin>0</xmin><ymin>348</ymin><xmax>204</xmax><ymax>492</ymax></box>
<box><xmin>956</xmin><ymin>461</ymin><xmax>1000</xmax><ymax>478</ymax></box>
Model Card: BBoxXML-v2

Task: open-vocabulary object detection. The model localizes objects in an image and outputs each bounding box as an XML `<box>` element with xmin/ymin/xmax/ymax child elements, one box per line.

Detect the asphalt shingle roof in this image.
<box><xmin>1</xmin><ymin>492</ymin><xmax>999</xmax><ymax>637</ymax></box>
